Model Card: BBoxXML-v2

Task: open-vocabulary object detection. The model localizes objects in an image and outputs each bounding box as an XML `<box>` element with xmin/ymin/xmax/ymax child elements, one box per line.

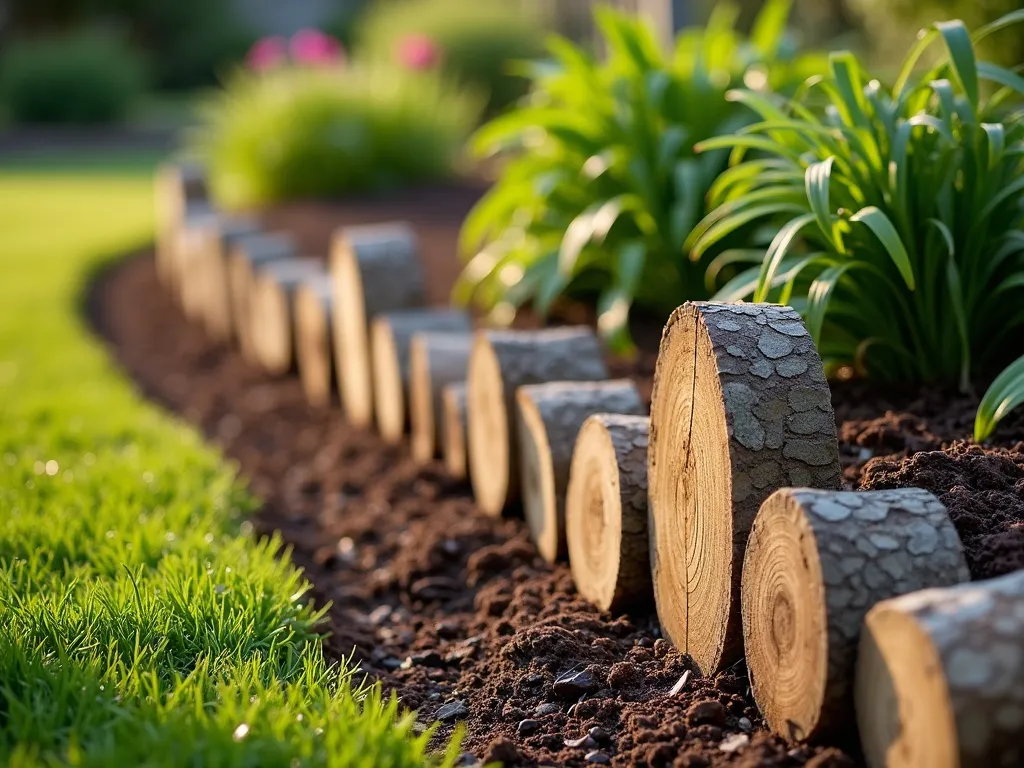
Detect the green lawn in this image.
<box><xmin>0</xmin><ymin>166</ymin><xmax>459</xmax><ymax>766</ymax></box>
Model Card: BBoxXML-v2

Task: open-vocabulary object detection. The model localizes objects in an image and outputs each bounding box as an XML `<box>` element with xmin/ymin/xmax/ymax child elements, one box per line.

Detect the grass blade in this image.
<box><xmin>976</xmin><ymin>353</ymin><xmax>1024</xmax><ymax>440</ymax></box>
<box><xmin>849</xmin><ymin>206</ymin><xmax>916</xmax><ymax>289</ymax></box>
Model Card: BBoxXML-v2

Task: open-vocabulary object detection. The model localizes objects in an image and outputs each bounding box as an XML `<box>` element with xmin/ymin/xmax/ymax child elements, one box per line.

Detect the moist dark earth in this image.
<box><xmin>88</xmin><ymin>187</ymin><xmax>1024</xmax><ymax>767</ymax></box>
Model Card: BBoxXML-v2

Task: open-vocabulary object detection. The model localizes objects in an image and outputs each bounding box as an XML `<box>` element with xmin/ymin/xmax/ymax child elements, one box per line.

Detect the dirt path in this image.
<box><xmin>87</xmin><ymin>192</ymin><xmax>1024</xmax><ymax>767</ymax></box>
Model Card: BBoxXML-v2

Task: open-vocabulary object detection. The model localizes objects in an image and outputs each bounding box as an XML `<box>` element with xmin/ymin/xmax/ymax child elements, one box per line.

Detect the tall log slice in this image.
<box><xmin>409</xmin><ymin>332</ymin><xmax>473</xmax><ymax>463</ymax></box>
<box><xmin>295</xmin><ymin>275</ymin><xmax>334</xmax><ymax>407</ymax></box>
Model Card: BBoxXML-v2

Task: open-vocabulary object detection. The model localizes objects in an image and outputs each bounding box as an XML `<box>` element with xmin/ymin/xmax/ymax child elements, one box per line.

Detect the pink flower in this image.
<box><xmin>398</xmin><ymin>33</ymin><xmax>442</xmax><ymax>71</ymax></box>
<box><xmin>289</xmin><ymin>28</ymin><xmax>344</xmax><ymax>66</ymax></box>
<box><xmin>246</xmin><ymin>36</ymin><xmax>287</xmax><ymax>72</ymax></box>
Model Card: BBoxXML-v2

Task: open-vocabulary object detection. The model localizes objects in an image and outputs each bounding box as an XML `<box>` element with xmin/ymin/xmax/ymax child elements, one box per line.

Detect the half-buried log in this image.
<box><xmin>467</xmin><ymin>327</ymin><xmax>608</xmax><ymax>516</ymax></box>
<box><xmin>566</xmin><ymin>414</ymin><xmax>652</xmax><ymax>613</ymax></box>
<box><xmin>442</xmin><ymin>383</ymin><xmax>468</xmax><ymax>480</ymax></box>
<box><xmin>516</xmin><ymin>380</ymin><xmax>644</xmax><ymax>562</ymax></box>
<box><xmin>179</xmin><ymin>214</ymin><xmax>260</xmax><ymax>324</ymax></box>
<box><xmin>202</xmin><ymin>227</ymin><xmax>274</xmax><ymax>343</ymax></box>
<box><xmin>856</xmin><ymin>569</ymin><xmax>1024</xmax><ymax>768</ymax></box>
<box><xmin>330</xmin><ymin>223</ymin><xmax>425</xmax><ymax>427</ymax></box>
<box><xmin>648</xmin><ymin>301</ymin><xmax>841</xmax><ymax>676</ymax></box>
<box><xmin>249</xmin><ymin>258</ymin><xmax>324</xmax><ymax>376</ymax></box>
<box><xmin>742</xmin><ymin>488</ymin><xmax>969</xmax><ymax>743</ymax></box>
<box><xmin>154</xmin><ymin>161</ymin><xmax>209</xmax><ymax>289</ymax></box>
<box><xmin>409</xmin><ymin>332</ymin><xmax>473</xmax><ymax>463</ymax></box>
<box><xmin>228</xmin><ymin>233</ymin><xmax>298</xmax><ymax>363</ymax></box>
<box><xmin>370</xmin><ymin>310</ymin><xmax>471</xmax><ymax>443</ymax></box>
<box><xmin>294</xmin><ymin>275</ymin><xmax>334</xmax><ymax>408</ymax></box>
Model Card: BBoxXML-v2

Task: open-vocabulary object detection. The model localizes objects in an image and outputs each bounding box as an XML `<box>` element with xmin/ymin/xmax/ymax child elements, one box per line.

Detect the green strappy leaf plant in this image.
<box><xmin>690</xmin><ymin>11</ymin><xmax>1024</xmax><ymax>440</ymax></box>
<box><xmin>455</xmin><ymin>1</ymin><xmax>823</xmax><ymax>350</ymax></box>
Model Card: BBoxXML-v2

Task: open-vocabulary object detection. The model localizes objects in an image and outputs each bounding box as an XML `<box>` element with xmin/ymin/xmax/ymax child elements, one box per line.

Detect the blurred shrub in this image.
<box><xmin>356</xmin><ymin>0</ymin><xmax>545</xmax><ymax>117</ymax></box>
<box><xmin>845</xmin><ymin>0</ymin><xmax>1023</xmax><ymax>67</ymax></box>
<box><xmin>456</xmin><ymin>2</ymin><xmax>824</xmax><ymax>349</ymax></box>
<box><xmin>0</xmin><ymin>32</ymin><xmax>145</xmax><ymax>124</ymax></box>
<box><xmin>191</xmin><ymin>58</ymin><xmax>481</xmax><ymax>208</ymax></box>
<box><xmin>5</xmin><ymin>0</ymin><xmax>253</xmax><ymax>91</ymax></box>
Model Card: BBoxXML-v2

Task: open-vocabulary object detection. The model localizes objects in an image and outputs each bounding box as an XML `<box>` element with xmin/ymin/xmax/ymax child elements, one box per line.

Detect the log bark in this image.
<box><xmin>409</xmin><ymin>332</ymin><xmax>473</xmax><ymax>463</ymax></box>
<box><xmin>648</xmin><ymin>301</ymin><xmax>841</xmax><ymax>676</ymax></box>
<box><xmin>370</xmin><ymin>309</ymin><xmax>472</xmax><ymax>443</ymax></box>
<box><xmin>516</xmin><ymin>380</ymin><xmax>644</xmax><ymax>562</ymax></box>
<box><xmin>566</xmin><ymin>414</ymin><xmax>652</xmax><ymax>613</ymax></box>
<box><xmin>857</xmin><ymin>570</ymin><xmax>1024</xmax><ymax>768</ymax></box>
<box><xmin>467</xmin><ymin>327</ymin><xmax>608</xmax><ymax>517</ymax></box>
<box><xmin>442</xmin><ymin>383</ymin><xmax>468</xmax><ymax>480</ymax></box>
<box><xmin>250</xmin><ymin>258</ymin><xmax>325</xmax><ymax>376</ymax></box>
<box><xmin>227</xmin><ymin>233</ymin><xmax>297</xmax><ymax>364</ymax></box>
<box><xmin>154</xmin><ymin>161</ymin><xmax>208</xmax><ymax>288</ymax></box>
<box><xmin>742</xmin><ymin>487</ymin><xmax>969</xmax><ymax>743</ymax></box>
<box><xmin>330</xmin><ymin>223</ymin><xmax>425</xmax><ymax>427</ymax></box>
<box><xmin>294</xmin><ymin>275</ymin><xmax>335</xmax><ymax>408</ymax></box>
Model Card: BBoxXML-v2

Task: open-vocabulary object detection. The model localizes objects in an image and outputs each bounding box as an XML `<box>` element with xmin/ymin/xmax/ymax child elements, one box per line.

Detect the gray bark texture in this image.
<box><xmin>410</xmin><ymin>332</ymin><xmax>473</xmax><ymax>463</ymax></box>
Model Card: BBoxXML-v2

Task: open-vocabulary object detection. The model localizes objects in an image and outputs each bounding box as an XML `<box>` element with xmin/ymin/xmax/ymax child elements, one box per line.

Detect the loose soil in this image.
<box><xmin>88</xmin><ymin>189</ymin><xmax>1024</xmax><ymax>767</ymax></box>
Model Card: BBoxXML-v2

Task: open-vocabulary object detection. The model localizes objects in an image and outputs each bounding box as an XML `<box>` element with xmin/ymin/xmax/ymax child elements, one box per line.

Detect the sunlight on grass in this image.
<box><xmin>0</xmin><ymin>169</ymin><xmax>460</xmax><ymax>766</ymax></box>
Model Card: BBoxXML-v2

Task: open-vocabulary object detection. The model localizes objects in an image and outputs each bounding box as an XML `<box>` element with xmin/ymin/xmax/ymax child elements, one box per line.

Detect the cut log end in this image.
<box><xmin>295</xmin><ymin>279</ymin><xmax>334</xmax><ymax>408</ymax></box>
<box><xmin>467</xmin><ymin>327</ymin><xmax>608</xmax><ymax>517</ymax></box>
<box><xmin>566</xmin><ymin>414</ymin><xmax>652</xmax><ymax>613</ymax></box>
<box><xmin>371</xmin><ymin>310</ymin><xmax>471</xmax><ymax>444</ymax></box>
<box><xmin>331</xmin><ymin>223</ymin><xmax>424</xmax><ymax>428</ymax></box>
<box><xmin>857</xmin><ymin>570</ymin><xmax>1024</xmax><ymax>768</ymax></box>
<box><xmin>742</xmin><ymin>487</ymin><xmax>968</xmax><ymax>742</ymax></box>
<box><xmin>442</xmin><ymin>383</ymin><xmax>468</xmax><ymax>480</ymax></box>
<box><xmin>516</xmin><ymin>380</ymin><xmax>644</xmax><ymax>563</ymax></box>
<box><xmin>648</xmin><ymin>302</ymin><xmax>841</xmax><ymax>676</ymax></box>
<box><xmin>409</xmin><ymin>332</ymin><xmax>473</xmax><ymax>464</ymax></box>
<box><xmin>250</xmin><ymin>259</ymin><xmax>324</xmax><ymax>376</ymax></box>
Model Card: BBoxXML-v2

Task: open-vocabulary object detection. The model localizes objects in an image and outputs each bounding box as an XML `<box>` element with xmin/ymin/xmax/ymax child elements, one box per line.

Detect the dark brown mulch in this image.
<box><xmin>87</xmin><ymin>190</ymin><xmax>1024</xmax><ymax>767</ymax></box>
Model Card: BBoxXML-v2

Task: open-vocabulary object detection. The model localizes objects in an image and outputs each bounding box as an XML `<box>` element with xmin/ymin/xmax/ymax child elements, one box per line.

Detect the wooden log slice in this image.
<box><xmin>155</xmin><ymin>161</ymin><xmax>208</xmax><ymax>288</ymax></box>
<box><xmin>330</xmin><ymin>223</ymin><xmax>425</xmax><ymax>427</ymax></box>
<box><xmin>202</xmin><ymin>227</ymin><xmax>269</xmax><ymax>342</ymax></box>
<box><xmin>179</xmin><ymin>214</ymin><xmax>259</xmax><ymax>323</ymax></box>
<box><xmin>409</xmin><ymin>332</ymin><xmax>473</xmax><ymax>463</ymax></box>
<box><xmin>250</xmin><ymin>258</ymin><xmax>325</xmax><ymax>376</ymax></box>
<box><xmin>566</xmin><ymin>414</ymin><xmax>652</xmax><ymax>613</ymax></box>
<box><xmin>294</xmin><ymin>275</ymin><xmax>335</xmax><ymax>408</ymax></box>
<box><xmin>742</xmin><ymin>487</ymin><xmax>969</xmax><ymax>742</ymax></box>
<box><xmin>442</xmin><ymin>382</ymin><xmax>468</xmax><ymax>480</ymax></box>
<box><xmin>467</xmin><ymin>327</ymin><xmax>608</xmax><ymax>516</ymax></box>
<box><xmin>516</xmin><ymin>380</ymin><xmax>644</xmax><ymax>562</ymax></box>
<box><xmin>857</xmin><ymin>570</ymin><xmax>1024</xmax><ymax>768</ymax></box>
<box><xmin>370</xmin><ymin>309</ymin><xmax>472</xmax><ymax>443</ymax></box>
<box><xmin>648</xmin><ymin>301</ymin><xmax>841</xmax><ymax>675</ymax></box>
<box><xmin>227</xmin><ymin>233</ymin><xmax>297</xmax><ymax>363</ymax></box>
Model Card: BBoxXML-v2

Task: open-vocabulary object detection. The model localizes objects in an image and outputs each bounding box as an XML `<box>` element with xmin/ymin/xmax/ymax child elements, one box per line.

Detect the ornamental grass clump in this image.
<box><xmin>690</xmin><ymin>11</ymin><xmax>1024</xmax><ymax>440</ymax></box>
<box><xmin>456</xmin><ymin>2</ymin><xmax>823</xmax><ymax>350</ymax></box>
<box><xmin>191</xmin><ymin>38</ymin><xmax>480</xmax><ymax>208</ymax></box>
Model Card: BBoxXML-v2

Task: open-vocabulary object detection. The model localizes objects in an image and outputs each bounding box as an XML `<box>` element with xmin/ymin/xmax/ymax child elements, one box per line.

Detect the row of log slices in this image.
<box><xmin>155</xmin><ymin>166</ymin><xmax>1024</xmax><ymax>768</ymax></box>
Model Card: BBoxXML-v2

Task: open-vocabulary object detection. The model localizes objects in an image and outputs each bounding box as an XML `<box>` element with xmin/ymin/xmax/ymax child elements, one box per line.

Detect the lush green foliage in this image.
<box><xmin>456</xmin><ymin>2</ymin><xmax>823</xmax><ymax>349</ymax></box>
<box><xmin>691</xmin><ymin>11</ymin><xmax>1024</xmax><ymax>439</ymax></box>
<box><xmin>0</xmin><ymin>168</ymin><xmax>461</xmax><ymax>766</ymax></box>
<box><xmin>357</xmin><ymin>0</ymin><xmax>544</xmax><ymax>117</ymax></box>
<box><xmin>192</xmin><ymin>62</ymin><xmax>481</xmax><ymax>208</ymax></box>
<box><xmin>0</xmin><ymin>33</ymin><xmax>145</xmax><ymax>124</ymax></box>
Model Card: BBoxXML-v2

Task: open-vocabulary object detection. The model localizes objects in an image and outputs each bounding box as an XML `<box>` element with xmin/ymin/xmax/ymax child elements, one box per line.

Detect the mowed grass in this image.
<box><xmin>0</xmin><ymin>168</ymin><xmax>460</xmax><ymax>767</ymax></box>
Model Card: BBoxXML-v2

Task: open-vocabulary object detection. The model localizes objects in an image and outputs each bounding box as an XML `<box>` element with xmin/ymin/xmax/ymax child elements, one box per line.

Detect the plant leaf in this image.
<box><xmin>936</xmin><ymin>21</ymin><xmax>978</xmax><ymax>110</ymax></box>
<box><xmin>976</xmin><ymin>354</ymin><xmax>1024</xmax><ymax>441</ymax></box>
<box><xmin>849</xmin><ymin>206</ymin><xmax>915</xmax><ymax>289</ymax></box>
<box><xmin>754</xmin><ymin>212</ymin><xmax>817</xmax><ymax>302</ymax></box>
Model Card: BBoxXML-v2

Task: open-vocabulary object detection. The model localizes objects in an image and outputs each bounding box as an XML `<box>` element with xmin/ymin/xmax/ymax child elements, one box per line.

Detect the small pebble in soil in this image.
<box><xmin>564</xmin><ymin>734</ymin><xmax>598</xmax><ymax>750</ymax></box>
<box><xmin>535</xmin><ymin>702</ymin><xmax>561</xmax><ymax>716</ymax></box>
<box><xmin>685</xmin><ymin>700</ymin><xmax>726</xmax><ymax>727</ymax></box>
<box><xmin>379</xmin><ymin>657</ymin><xmax>402</xmax><ymax>670</ymax></box>
<box><xmin>517</xmin><ymin>719</ymin><xmax>540</xmax><ymax>737</ymax></box>
<box><xmin>737</xmin><ymin>716</ymin><xmax>753</xmax><ymax>732</ymax></box>
<box><xmin>435</xmin><ymin>620</ymin><xmax>460</xmax><ymax>639</ymax></box>
<box><xmin>368</xmin><ymin>605</ymin><xmax>392</xmax><ymax>625</ymax></box>
<box><xmin>436</xmin><ymin>700</ymin><xmax>469</xmax><ymax>722</ymax></box>
<box><xmin>588</xmin><ymin>726</ymin><xmax>610</xmax><ymax>744</ymax></box>
<box><xmin>585</xmin><ymin>750</ymin><xmax>610</xmax><ymax>764</ymax></box>
<box><xmin>401</xmin><ymin>649</ymin><xmax>444</xmax><ymax>669</ymax></box>
<box><xmin>553</xmin><ymin>668</ymin><xmax>599</xmax><ymax>699</ymax></box>
<box><xmin>719</xmin><ymin>733</ymin><xmax>750</xmax><ymax>753</ymax></box>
